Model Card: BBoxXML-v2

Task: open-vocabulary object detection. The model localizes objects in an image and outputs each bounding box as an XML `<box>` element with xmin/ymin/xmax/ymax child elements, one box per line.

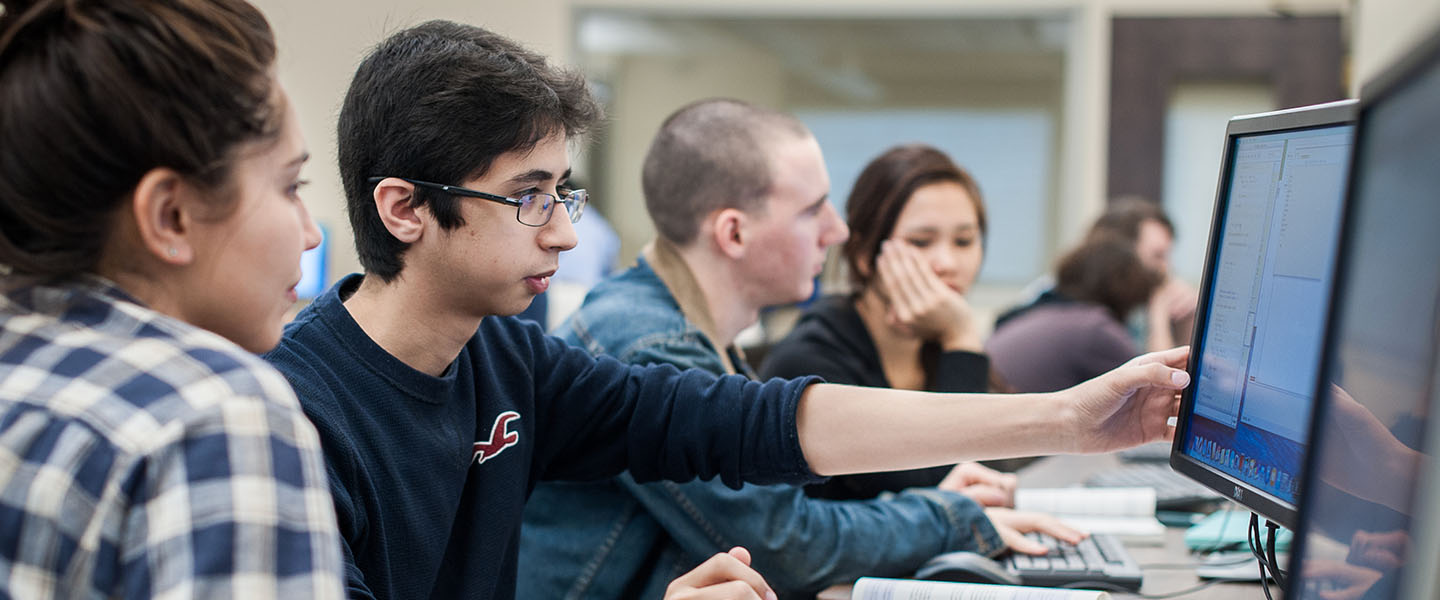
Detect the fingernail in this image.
<box><xmin>1171</xmin><ymin>370</ymin><xmax>1190</xmax><ymax>386</ymax></box>
<box><xmin>767</xmin><ymin>591</ymin><xmax>778</xmax><ymax>600</ymax></box>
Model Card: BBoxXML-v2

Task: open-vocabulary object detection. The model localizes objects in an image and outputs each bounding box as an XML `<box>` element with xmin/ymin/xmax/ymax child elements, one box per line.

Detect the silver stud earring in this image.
<box><xmin>167</xmin><ymin>247</ymin><xmax>178</xmax><ymax>257</ymax></box>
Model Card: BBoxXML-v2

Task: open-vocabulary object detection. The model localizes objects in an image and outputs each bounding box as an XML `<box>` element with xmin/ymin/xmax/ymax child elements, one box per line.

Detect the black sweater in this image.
<box><xmin>760</xmin><ymin>294</ymin><xmax>990</xmax><ymax>500</ymax></box>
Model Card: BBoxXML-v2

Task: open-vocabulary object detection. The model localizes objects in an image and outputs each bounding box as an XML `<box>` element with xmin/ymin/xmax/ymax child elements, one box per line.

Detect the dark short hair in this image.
<box><xmin>642</xmin><ymin>98</ymin><xmax>811</xmax><ymax>246</ymax></box>
<box><xmin>1054</xmin><ymin>233</ymin><xmax>1162</xmax><ymax>322</ymax></box>
<box><xmin>842</xmin><ymin>144</ymin><xmax>988</xmax><ymax>291</ymax></box>
<box><xmin>0</xmin><ymin>0</ymin><xmax>279</xmax><ymax>279</ymax></box>
<box><xmin>1088</xmin><ymin>195</ymin><xmax>1175</xmax><ymax>243</ymax></box>
<box><xmin>338</xmin><ymin>21</ymin><xmax>603</xmax><ymax>281</ymax></box>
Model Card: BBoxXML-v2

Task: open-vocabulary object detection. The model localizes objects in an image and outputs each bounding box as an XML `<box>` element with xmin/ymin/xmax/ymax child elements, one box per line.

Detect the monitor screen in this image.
<box><xmin>1287</xmin><ymin>33</ymin><xmax>1440</xmax><ymax>600</ymax></box>
<box><xmin>296</xmin><ymin>223</ymin><xmax>329</xmax><ymax>300</ymax></box>
<box><xmin>1171</xmin><ymin>101</ymin><xmax>1355</xmax><ymax>526</ymax></box>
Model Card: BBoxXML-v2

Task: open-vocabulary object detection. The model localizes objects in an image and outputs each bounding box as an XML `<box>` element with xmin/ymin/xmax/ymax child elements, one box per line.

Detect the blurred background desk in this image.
<box><xmin>819</xmin><ymin>453</ymin><xmax>1268</xmax><ymax>599</ymax></box>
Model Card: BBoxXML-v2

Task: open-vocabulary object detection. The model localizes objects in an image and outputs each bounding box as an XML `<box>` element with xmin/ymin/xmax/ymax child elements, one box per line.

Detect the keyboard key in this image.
<box><xmin>1000</xmin><ymin>532</ymin><xmax>1143</xmax><ymax>592</ymax></box>
<box><xmin>1094</xmin><ymin>533</ymin><xmax>1127</xmax><ymax>563</ymax></box>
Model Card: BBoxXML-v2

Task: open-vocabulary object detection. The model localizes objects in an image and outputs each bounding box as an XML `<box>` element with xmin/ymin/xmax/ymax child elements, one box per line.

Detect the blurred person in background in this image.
<box><xmin>1087</xmin><ymin>197</ymin><xmax>1196</xmax><ymax>350</ymax></box>
<box><xmin>1008</xmin><ymin>197</ymin><xmax>1195</xmax><ymax>352</ymax></box>
<box><xmin>986</xmin><ymin>234</ymin><xmax>1163</xmax><ymax>393</ymax></box>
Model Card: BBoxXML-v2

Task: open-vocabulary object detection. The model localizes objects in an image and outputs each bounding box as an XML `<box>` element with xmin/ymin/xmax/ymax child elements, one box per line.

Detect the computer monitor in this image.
<box><xmin>1285</xmin><ymin>27</ymin><xmax>1440</xmax><ymax>600</ymax></box>
<box><xmin>296</xmin><ymin>223</ymin><xmax>329</xmax><ymax>300</ymax></box>
<box><xmin>1169</xmin><ymin>99</ymin><xmax>1357</xmax><ymax>528</ymax></box>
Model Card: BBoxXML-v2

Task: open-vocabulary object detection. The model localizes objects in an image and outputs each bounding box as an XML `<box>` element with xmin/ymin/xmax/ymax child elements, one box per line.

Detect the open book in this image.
<box><xmin>1016</xmin><ymin>487</ymin><xmax>1165</xmax><ymax>544</ymax></box>
<box><xmin>852</xmin><ymin>577</ymin><xmax>1109</xmax><ymax>600</ymax></box>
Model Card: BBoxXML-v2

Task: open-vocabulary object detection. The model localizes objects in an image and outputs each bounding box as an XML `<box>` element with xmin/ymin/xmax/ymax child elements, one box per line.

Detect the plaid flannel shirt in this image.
<box><xmin>0</xmin><ymin>277</ymin><xmax>344</xmax><ymax>599</ymax></box>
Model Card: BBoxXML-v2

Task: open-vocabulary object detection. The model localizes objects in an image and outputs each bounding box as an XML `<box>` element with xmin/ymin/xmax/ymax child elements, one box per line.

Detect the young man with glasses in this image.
<box><xmin>263</xmin><ymin>20</ymin><xmax>1192</xmax><ymax>600</ymax></box>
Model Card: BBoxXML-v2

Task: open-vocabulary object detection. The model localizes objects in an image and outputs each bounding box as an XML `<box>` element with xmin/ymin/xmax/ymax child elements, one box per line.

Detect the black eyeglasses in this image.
<box><xmin>367</xmin><ymin>176</ymin><xmax>587</xmax><ymax>227</ymax></box>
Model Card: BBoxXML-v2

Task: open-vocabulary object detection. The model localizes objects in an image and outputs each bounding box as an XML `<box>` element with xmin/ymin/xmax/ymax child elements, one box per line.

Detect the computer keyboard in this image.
<box><xmin>1005</xmin><ymin>532</ymin><xmax>1143</xmax><ymax>592</ymax></box>
<box><xmin>1085</xmin><ymin>463</ymin><xmax>1223</xmax><ymax>511</ymax></box>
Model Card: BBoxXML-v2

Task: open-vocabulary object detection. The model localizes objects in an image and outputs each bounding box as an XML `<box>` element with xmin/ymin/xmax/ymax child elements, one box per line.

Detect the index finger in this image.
<box><xmin>1035</xmin><ymin>517</ymin><xmax>1088</xmax><ymax>545</ymax></box>
<box><xmin>1124</xmin><ymin>346</ymin><xmax>1190</xmax><ymax>369</ymax></box>
<box><xmin>971</xmin><ymin>469</ymin><xmax>1017</xmax><ymax>500</ymax></box>
<box><xmin>959</xmin><ymin>484</ymin><xmax>1011</xmax><ymax>507</ymax></box>
<box><xmin>726</xmin><ymin>546</ymin><xmax>753</xmax><ymax>566</ymax></box>
<box><xmin>892</xmin><ymin>241</ymin><xmax>950</xmax><ymax>297</ymax></box>
<box><xmin>878</xmin><ymin>242</ymin><xmax>930</xmax><ymax>306</ymax></box>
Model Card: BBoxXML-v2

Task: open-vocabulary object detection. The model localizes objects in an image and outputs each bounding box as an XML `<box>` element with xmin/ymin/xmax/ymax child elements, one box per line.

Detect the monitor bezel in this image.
<box><xmin>1284</xmin><ymin>24</ymin><xmax>1440</xmax><ymax>598</ymax></box>
<box><xmin>1168</xmin><ymin>98</ymin><xmax>1357</xmax><ymax>530</ymax></box>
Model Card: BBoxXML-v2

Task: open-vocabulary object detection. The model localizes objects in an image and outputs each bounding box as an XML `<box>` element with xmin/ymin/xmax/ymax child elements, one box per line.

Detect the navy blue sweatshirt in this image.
<box><xmin>264</xmin><ymin>275</ymin><xmax>820</xmax><ymax>600</ymax></box>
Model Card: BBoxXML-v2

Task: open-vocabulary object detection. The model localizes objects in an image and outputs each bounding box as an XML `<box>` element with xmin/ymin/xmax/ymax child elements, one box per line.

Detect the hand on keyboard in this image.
<box><xmin>984</xmin><ymin>508</ymin><xmax>1087</xmax><ymax>555</ymax></box>
<box><xmin>1003</xmin><ymin>532</ymin><xmax>1144</xmax><ymax>592</ymax></box>
<box><xmin>916</xmin><ymin>532</ymin><xmax>1144</xmax><ymax>592</ymax></box>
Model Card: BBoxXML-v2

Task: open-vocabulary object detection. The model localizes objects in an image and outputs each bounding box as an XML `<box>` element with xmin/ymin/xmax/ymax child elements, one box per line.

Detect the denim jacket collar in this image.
<box><xmin>642</xmin><ymin>238</ymin><xmax>747</xmax><ymax>376</ymax></box>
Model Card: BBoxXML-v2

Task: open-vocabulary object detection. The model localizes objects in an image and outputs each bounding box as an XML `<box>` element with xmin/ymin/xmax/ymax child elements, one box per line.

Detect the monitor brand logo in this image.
<box><xmin>1232</xmin><ymin>486</ymin><xmax>1245</xmax><ymax>502</ymax></box>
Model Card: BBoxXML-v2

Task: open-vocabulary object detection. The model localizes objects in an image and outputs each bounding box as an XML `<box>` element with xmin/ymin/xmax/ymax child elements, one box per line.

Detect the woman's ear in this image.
<box><xmin>372</xmin><ymin>177</ymin><xmax>425</xmax><ymax>243</ymax></box>
<box><xmin>130</xmin><ymin>167</ymin><xmax>196</xmax><ymax>265</ymax></box>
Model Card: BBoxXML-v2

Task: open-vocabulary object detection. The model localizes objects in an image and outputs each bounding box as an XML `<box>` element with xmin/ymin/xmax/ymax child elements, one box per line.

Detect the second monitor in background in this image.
<box><xmin>1169</xmin><ymin>99</ymin><xmax>1357</xmax><ymax>528</ymax></box>
<box><xmin>1286</xmin><ymin>25</ymin><xmax>1440</xmax><ymax>600</ymax></box>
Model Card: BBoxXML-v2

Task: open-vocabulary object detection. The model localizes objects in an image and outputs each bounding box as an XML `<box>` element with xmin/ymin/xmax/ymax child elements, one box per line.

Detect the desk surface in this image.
<box><xmin>819</xmin><ymin>453</ymin><xmax>1270</xmax><ymax>599</ymax></box>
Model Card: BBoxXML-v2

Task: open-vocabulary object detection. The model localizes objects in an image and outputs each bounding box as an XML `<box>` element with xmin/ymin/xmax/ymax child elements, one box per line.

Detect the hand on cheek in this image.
<box><xmin>876</xmin><ymin>241</ymin><xmax>978</xmax><ymax>351</ymax></box>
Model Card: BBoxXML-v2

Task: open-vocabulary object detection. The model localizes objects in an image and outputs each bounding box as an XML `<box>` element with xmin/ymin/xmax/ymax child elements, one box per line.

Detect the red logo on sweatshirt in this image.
<box><xmin>473</xmin><ymin>411</ymin><xmax>521</xmax><ymax>465</ymax></box>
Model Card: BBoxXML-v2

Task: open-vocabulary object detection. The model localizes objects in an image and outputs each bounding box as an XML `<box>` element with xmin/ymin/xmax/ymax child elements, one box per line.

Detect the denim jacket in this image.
<box><xmin>518</xmin><ymin>242</ymin><xmax>1003</xmax><ymax>599</ymax></box>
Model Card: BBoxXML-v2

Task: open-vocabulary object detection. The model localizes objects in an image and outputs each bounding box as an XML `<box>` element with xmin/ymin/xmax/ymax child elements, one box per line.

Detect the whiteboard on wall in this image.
<box><xmin>797</xmin><ymin>109</ymin><xmax>1054</xmax><ymax>284</ymax></box>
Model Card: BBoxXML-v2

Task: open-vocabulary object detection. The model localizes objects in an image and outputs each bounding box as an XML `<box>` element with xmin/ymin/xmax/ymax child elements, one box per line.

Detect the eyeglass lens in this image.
<box><xmin>517</xmin><ymin>191</ymin><xmax>586</xmax><ymax>226</ymax></box>
<box><xmin>517</xmin><ymin>195</ymin><xmax>552</xmax><ymax>226</ymax></box>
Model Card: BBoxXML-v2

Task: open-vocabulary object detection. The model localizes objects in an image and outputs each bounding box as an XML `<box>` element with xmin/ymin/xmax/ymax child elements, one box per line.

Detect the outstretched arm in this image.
<box><xmin>797</xmin><ymin>347</ymin><xmax>1191</xmax><ymax>476</ymax></box>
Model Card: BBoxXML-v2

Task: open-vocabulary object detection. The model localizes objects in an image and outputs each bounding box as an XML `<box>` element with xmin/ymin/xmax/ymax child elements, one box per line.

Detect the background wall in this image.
<box><xmin>253</xmin><ymin>0</ymin><xmax>1429</xmax><ymax>332</ymax></box>
<box><xmin>1353</xmin><ymin>0</ymin><xmax>1440</xmax><ymax>92</ymax></box>
<box><xmin>249</xmin><ymin>0</ymin><xmax>572</xmax><ymax>283</ymax></box>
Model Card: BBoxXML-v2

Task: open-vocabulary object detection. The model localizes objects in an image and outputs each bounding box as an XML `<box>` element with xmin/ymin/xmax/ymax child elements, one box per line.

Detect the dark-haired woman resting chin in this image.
<box><xmin>761</xmin><ymin>144</ymin><xmax>1020</xmax><ymax>504</ymax></box>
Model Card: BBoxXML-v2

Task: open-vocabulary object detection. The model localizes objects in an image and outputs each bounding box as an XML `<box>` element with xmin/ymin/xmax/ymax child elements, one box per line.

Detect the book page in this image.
<box><xmin>1015</xmin><ymin>487</ymin><xmax>1157</xmax><ymax>517</ymax></box>
<box><xmin>851</xmin><ymin>577</ymin><xmax>1109</xmax><ymax>600</ymax></box>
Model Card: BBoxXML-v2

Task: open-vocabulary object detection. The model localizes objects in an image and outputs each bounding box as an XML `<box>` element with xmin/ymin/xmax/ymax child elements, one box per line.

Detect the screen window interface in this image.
<box><xmin>1183</xmin><ymin>124</ymin><xmax>1354</xmax><ymax>505</ymax></box>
